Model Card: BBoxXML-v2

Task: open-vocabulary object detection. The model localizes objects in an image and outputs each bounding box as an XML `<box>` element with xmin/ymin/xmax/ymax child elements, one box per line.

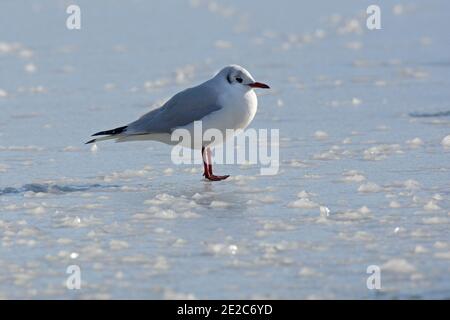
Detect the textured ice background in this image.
<box><xmin>0</xmin><ymin>0</ymin><xmax>449</xmax><ymax>299</ymax></box>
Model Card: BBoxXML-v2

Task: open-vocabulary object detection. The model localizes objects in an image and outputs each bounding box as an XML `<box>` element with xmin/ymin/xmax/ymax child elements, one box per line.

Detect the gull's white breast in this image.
<box><xmin>179</xmin><ymin>89</ymin><xmax>258</xmax><ymax>148</ymax></box>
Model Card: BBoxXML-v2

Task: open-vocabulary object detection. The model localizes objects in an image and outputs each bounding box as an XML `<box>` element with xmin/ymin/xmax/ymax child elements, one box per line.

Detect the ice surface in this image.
<box><xmin>0</xmin><ymin>0</ymin><xmax>449</xmax><ymax>299</ymax></box>
<box><xmin>442</xmin><ymin>135</ymin><xmax>450</xmax><ymax>148</ymax></box>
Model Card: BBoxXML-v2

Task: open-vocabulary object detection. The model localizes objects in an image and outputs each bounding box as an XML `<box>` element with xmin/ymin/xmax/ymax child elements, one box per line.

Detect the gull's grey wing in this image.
<box><xmin>126</xmin><ymin>82</ymin><xmax>222</xmax><ymax>134</ymax></box>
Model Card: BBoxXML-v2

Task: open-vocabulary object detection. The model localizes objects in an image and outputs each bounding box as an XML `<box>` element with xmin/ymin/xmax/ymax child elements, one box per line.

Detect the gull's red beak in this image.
<box><xmin>249</xmin><ymin>82</ymin><xmax>270</xmax><ymax>89</ymax></box>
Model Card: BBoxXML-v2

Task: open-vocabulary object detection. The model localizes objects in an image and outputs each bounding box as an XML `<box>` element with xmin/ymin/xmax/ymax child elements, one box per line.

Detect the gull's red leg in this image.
<box><xmin>202</xmin><ymin>146</ymin><xmax>209</xmax><ymax>178</ymax></box>
<box><xmin>204</xmin><ymin>147</ymin><xmax>229</xmax><ymax>181</ymax></box>
<box><xmin>206</xmin><ymin>146</ymin><xmax>213</xmax><ymax>176</ymax></box>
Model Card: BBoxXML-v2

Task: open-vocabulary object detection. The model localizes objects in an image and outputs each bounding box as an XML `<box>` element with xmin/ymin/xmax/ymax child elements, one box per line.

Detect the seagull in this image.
<box><xmin>86</xmin><ymin>65</ymin><xmax>270</xmax><ymax>181</ymax></box>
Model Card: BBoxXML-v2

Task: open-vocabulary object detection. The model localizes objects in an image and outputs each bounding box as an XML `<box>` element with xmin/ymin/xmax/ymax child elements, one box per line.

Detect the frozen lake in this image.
<box><xmin>0</xmin><ymin>0</ymin><xmax>449</xmax><ymax>299</ymax></box>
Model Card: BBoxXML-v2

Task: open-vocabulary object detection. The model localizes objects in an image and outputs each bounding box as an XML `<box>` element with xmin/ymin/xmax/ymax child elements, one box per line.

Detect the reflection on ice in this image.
<box><xmin>0</xmin><ymin>183</ymin><xmax>109</xmax><ymax>196</ymax></box>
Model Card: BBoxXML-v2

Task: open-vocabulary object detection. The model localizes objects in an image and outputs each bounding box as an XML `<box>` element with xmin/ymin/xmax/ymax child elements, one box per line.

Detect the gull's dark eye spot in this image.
<box><xmin>236</xmin><ymin>77</ymin><xmax>243</xmax><ymax>83</ymax></box>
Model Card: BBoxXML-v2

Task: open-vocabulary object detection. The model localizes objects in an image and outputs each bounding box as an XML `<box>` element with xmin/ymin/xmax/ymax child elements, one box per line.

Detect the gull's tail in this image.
<box><xmin>85</xmin><ymin>125</ymin><xmax>128</xmax><ymax>144</ymax></box>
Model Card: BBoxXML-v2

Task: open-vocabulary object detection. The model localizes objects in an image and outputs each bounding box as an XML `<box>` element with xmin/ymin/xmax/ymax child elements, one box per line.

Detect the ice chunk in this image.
<box><xmin>210</xmin><ymin>201</ymin><xmax>230</xmax><ymax>208</ymax></box>
<box><xmin>389</xmin><ymin>201</ymin><xmax>402</xmax><ymax>208</ymax></box>
<box><xmin>298</xmin><ymin>267</ymin><xmax>320</xmax><ymax>277</ymax></box>
<box><xmin>441</xmin><ymin>135</ymin><xmax>450</xmax><ymax>148</ymax></box>
<box><xmin>24</xmin><ymin>63</ymin><xmax>37</xmax><ymax>73</ymax></box>
<box><xmin>214</xmin><ymin>40</ymin><xmax>232</xmax><ymax>49</ymax></box>
<box><xmin>287</xmin><ymin>198</ymin><xmax>318</xmax><ymax>209</ymax></box>
<box><xmin>27</xmin><ymin>206</ymin><xmax>46</xmax><ymax>215</ymax></box>
<box><xmin>358</xmin><ymin>182</ymin><xmax>382</xmax><ymax>193</ymax></box>
<box><xmin>403</xmin><ymin>179</ymin><xmax>421</xmax><ymax>190</ymax></box>
<box><xmin>163</xmin><ymin>168</ymin><xmax>174</xmax><ymax>175</ymax></box>
<box><xmin>381</xmin><ymin>258</ymin><xmax>415</xmax><ymax>273</ymax></box>
<box><xmin>341</xmin><ymin>170</ymin><xmax>366</xmax><ymax>183</ymax></box>
<box><xmin>424</xmin><ymin>200</ymin><xmax>441</xmax><ymax>211</ymax></box>
<box><xmin>406</xmin><ymin>137</ymin><xmax>423</xmax><ymax>148</ymax></box>
<box><xmin>393</xmin><ymin>4</ymin><xmax>404</xmax><ymax>15</ymax></box>
<box><xmin>414</xmin><ymin>245</ymin><xmax>427</xmax><ymax>254</ymax></box>
<box><xmin>314</xmin><ymin>130</ymin><xmax>328</xmax><ymax>140</ymax></box>
<box><xmin>63</xmin><ymin>146</ymin><xmax>81</xmax><ymax>152</ymax></box>
<box><xmin>297</xmin><ymin>190</ymin><xmax>315</xmax><ymax>198</ymax></box>
<box><xmin>363</xmin><ymin>144</ymin><xmax>402</xmax><ymax>161</ymax></box>
<box><xmin>319</xmin><ymin>206</ymin><xmax>330</xmax><ymax>217</ymax></box>
<box><xmin>351</xmin><ymin>97</ymin><xmax>362</xmax><ymax>105</ymax></box>
<box><xmin>109</xmin><ymin>240</ymin><xmax>129</xmax><ymax>250</ymax></box>
<box><xmin>435</xmin><ymin>252</ymin><xmax>450</xmax><ymax>259</ymax></box>
<box><xmin>422</xmin><ymin>217</ymin><xmax>447</xmax><ymax>224</ymax></box>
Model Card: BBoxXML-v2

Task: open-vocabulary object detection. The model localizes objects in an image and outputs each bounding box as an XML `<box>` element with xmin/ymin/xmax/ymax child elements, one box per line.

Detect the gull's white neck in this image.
<box><xmin>216</xmin><ymin>84</ymin><xmax>258</xmax><ymax>131</ymax></box>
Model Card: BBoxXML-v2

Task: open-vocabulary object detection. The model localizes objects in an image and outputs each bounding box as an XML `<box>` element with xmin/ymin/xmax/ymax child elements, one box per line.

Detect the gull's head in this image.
<box><xmin>215</xmin><ymin>65</ymin><xmax>270</xmax><ymax>91</ymax></box>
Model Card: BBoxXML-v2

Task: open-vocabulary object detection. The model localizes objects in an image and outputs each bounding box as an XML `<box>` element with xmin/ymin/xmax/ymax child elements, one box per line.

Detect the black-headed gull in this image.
<box><xmin>86</xmin><ymin>65</ymin><xmax>270</xmax><ymax>181</ymax></box>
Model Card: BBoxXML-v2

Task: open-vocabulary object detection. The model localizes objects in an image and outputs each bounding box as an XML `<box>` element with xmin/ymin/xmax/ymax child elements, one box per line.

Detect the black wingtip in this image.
<box><xmin>91</xmin><ymin>125</ymin><xmax>128</xmax><ymax>136</ymax></box>
<box><xmin>85</xmin><ymin>139</ymin><xmax>96</xmax><ymax>144</ymax></box>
